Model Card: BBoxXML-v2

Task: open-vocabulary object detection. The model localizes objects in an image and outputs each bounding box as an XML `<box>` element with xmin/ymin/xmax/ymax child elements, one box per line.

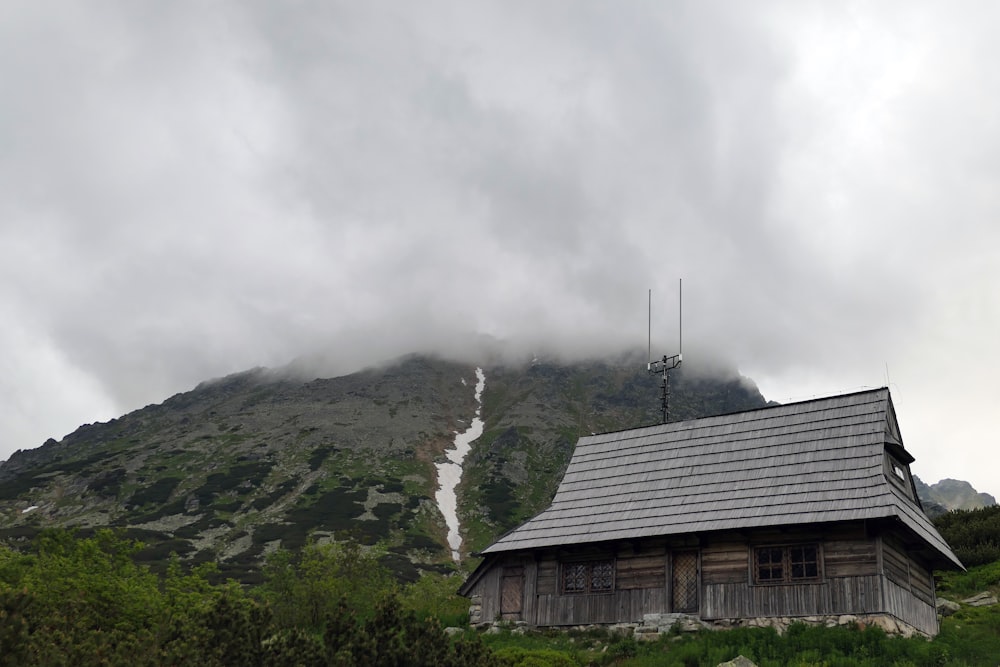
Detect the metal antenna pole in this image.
<box><xmin>648</xmin><ymin>289</ymin><xmax>652</xmax><ymax>367</ymax></box>
<box><xmin>647</xmin><ymin>281</ymin><xmax>683</xmax><ymax>424</ymax></box>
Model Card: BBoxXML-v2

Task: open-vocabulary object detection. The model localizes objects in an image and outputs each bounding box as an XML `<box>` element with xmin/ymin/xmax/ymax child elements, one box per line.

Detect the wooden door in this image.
<box><xmin>672</xmin><ymin>551</ymin><xmax>699</xmax><ymax>613</ymax></box>
<box><xmin>500</xmin><ymin>566</ymin><xmax>524</xmax><ymax>620</ymax></box>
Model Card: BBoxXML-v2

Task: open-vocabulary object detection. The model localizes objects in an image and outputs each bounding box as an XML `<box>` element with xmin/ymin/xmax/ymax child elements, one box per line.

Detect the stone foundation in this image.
<box><xmin>713</xmin><ymin>614</ymin><xmax>925</xmax><ymax>638</ymax></box>
<box><xmin>633</xmin><ymin>612</ymin><xmax>927</xmax><ymax>640</ymax></box>
<box><xmin>472</xmin><ymin>612</ymin><xmax>927</xmax><ymax>639</ymax></box>
<box><xmin>468</xmin><ymin>595</ymin><xmax>483</xmax><ymax>624</ymax></box>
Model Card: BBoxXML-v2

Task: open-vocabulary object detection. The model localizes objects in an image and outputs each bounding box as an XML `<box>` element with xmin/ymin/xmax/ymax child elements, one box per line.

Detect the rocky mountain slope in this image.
<box><xmin>915</xmin><ymin>476</ymin><xmax>997</xmax><ymax>517</ymax></box>
<box><xmin>0</xmin><ymin>353</ymin><xmax>767</xmax><ymax>581</ymax></box>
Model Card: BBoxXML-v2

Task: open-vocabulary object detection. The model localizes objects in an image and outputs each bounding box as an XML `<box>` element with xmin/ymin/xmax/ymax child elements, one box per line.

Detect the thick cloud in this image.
<box><xmin>2</xmin><ymin>1</ymin><xmax>999</xmax><ymax>495</ymax></box>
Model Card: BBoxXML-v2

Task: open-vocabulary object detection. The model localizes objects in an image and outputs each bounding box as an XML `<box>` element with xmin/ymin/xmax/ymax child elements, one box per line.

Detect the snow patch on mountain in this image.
<box><xmin>435</xmin><ymin>368</ymin><xmax>485</xmax><ymax>561</ymax></box>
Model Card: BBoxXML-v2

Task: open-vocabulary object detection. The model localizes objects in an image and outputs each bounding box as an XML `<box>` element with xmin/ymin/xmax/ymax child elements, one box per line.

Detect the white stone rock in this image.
<box><xmin>866</xmin><ymin>615</ymin><xmax>899</xmax><ymax>634</ymax></box>
<box><xmin>962</xmin><ymin>591</ymin><xmax>999</xmax><ymax>607</ymax></box>
<box><xmin>717</xmin><ymin>656</ymin><xmax>758</xmax><ymax>667</ymax></box>
<box><xmin>936</xmin><ymin>598</ymin><xmax>961</xmax><ymax>616</ymax></box>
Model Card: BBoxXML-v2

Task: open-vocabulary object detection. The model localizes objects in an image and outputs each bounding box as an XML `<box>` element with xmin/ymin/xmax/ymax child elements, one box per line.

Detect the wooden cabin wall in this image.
<box><xmin>469</xmin><ymin>561</ymin><xmax>503</xmax><ymax>622</ymax></box>
<box><xmin>470</xmin><ymin>522</ymin><xmax>939</xmax><ymax>633</ymax></box>
<box><xmin>535</xmin><ymin>587</ymin><xmax>668</xmax><ymax>626</ymax></box>
<box><xmin>880</xmin><ymin>533</ymin><xmax>936</xmax><ymax>605</ymax></box>
<box><xmin>879</xmin><ymin>533</ymin><xmax>938</xmax><ymax>635</ymax></box>
<box><xmin>533</xmin><ymin>541</ymin><xmax>669</xmax><ymax>626</ymax></box>
<box><xmin>882</xmin><ymin>577</ymin><xmax>938</xmax><ymax>636</ymax></box>
<box><xmin>702</xmin><ymin>524</ymin><xmax>880</xmax><ymax>620</ymax></box>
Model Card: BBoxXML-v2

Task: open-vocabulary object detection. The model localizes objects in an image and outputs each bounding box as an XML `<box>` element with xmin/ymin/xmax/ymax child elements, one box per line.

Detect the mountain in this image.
<box><xmin>914</xmin><ymin>475</ymin><xmax>997</xmax><ymax>517</ymax></box>
<box><xmin>0</xmin><ymin>353</ymin><xmax>765</xmax><ymax>581</ymax></box>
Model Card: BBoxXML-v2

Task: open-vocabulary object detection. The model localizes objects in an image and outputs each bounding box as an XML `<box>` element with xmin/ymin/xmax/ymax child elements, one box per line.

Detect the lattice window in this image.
<box><xmin>672</xmin><ymin>551</ymin><xmax>699</xmax><ymax>613</ymax></box>
<box><xmin>754</xmin><ymin>544</ymin><xmax>820</xmax><ymax>584</ymax></box>
<box><xmin>563</xmin><ymin>563</ymin><xmax>588</xmax><ymax>593</ymax></box>
<box><xmin>591</xmin><ymin>561</ymin><xmax>614</xmax><ymax>591</ymax></box>
<box><xmin>561</xmin><ymin>560</ymin><xmax>615</xmax><ymax>594</ymax></box>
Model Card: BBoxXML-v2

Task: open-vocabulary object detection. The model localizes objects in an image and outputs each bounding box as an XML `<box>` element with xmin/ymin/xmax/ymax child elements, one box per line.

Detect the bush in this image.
<box><xmin>255</xmin><ymin>538</ymin><xmax>395</xmax><ymax>630</ymax></box>
<box><xmin>398</xmin><ymin>571</ymin><xmax>470</xmax><ymax>627</ymax></box>
<box><xmin>934</xmin><ymin>506</ymin><xmax>1000</xmax><ymax>567</ymax></box>
<box><xmin>493</xmin><ymin>647</ymin><xmax>579</xmax><ymax>667</ymax></box>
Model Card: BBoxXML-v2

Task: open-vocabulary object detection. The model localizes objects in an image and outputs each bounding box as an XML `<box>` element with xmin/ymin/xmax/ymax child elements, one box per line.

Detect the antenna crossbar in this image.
<box><xmin>646</xmin><ymin>280</ymin><xmax>683</xmax><ymax>424</ymax></box>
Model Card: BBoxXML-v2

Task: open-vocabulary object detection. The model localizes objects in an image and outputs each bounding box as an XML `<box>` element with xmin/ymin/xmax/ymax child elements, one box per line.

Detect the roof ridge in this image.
<box><xmin>581</xmin><ymin>386</ymin><xmax>889</xmax><ymax>440</ymax></box>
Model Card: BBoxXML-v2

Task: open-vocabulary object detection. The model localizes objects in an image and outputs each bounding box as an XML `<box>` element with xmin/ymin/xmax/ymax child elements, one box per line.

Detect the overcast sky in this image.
<box><xmin>2</xmin><ymin>1</ymin><xmax>998</xmax><ymax>497</ymax></box>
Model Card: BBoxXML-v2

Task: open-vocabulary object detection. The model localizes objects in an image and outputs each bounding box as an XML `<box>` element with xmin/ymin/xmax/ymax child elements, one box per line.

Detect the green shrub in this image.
<box><xmin>399</xmin><ymin>571</ymin><xmax>470</xmax><ymax>627</ymax></box>
<box><xmin>934</xmin><ymin>506</ymin><xmax>1000</xmax><ymax>567</ymax></box>
<box><xmin>256</xmin><ymin>538</ymin><xmax>395</xmax><ymax>630</ymax></box>
<box><xmin>493</xmin><ymin>647</ymin><xmax>579</xmax><ymax>667</ymax></box>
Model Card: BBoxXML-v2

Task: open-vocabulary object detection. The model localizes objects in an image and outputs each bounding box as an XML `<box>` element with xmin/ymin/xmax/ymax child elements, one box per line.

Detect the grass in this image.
<box><xmin>936</xmin><ymin>559</ymin><xmax>1000</xmax><ymax>599</ymax></box>
<box><xmin>468</xmin><ymin>620</ymin><xmax>999</xmax><ymax>667</ymax></box>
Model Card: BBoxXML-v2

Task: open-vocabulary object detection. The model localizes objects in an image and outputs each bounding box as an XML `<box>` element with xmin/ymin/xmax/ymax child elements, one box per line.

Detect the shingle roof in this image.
<box><xmin>480</xmin><ymin>388</ymin><xmax>962</xmax><ymax>569</ymax></box>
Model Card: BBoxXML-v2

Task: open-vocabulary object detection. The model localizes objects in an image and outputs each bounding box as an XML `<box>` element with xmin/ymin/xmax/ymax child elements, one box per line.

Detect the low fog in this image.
<box><xmin>2</xmin><ymin>2</ymin><xmax>999</xmax><ymax>495</ymax></box>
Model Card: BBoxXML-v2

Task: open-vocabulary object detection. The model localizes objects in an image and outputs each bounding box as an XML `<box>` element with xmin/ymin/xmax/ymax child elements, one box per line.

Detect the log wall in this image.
<box><xmin>533</xmin><ymin>541</ymin><xmax>669</xmax><ymax>625</ymax></box>
<box><xmin>700</xmin><ymin>525</ymin><xmax>879</xmax><ymax>619</ymax></box>
<box><xmin>466</xmin><ymin>521</ymin><xmax>940</xmax><ymax>634</ymax></box>
<box><xmin>878</xmin><ymin>531</ymin><xmax>938</xmax><ymax>635</ymax></box>
<box><xmin>882</xmin><ymin>577</ymin><xmax>938</xmax><ymax>636</ymax></box>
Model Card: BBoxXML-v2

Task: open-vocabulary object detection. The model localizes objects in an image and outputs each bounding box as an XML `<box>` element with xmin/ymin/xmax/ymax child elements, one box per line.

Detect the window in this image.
<box><xmin>561</xmin><ymin>560</ymin><xmax>614</xmax><ymax>594</ymax></box>
<box><xmin>884</xmin><ymin>450</ymin><xmax>915</xmax><ymax>500</ymax></box>
<box><xmin>753</xmin><ymin>545</ymin><xmax>820</xmax><ymax>584</ymax></box>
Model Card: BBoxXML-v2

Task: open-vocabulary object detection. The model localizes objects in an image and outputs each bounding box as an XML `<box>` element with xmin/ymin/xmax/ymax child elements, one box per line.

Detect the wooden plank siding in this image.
<box><xmin>535</xmin><ymin>587</ymin><xmax>668</xmax><ymax>626</ymax></box>
<box><xmin>701</xmin><ymin>539</ymin><xmax>747</xmax><ymax>585</ymax></box>
<box><xmin>533</xmin><ymin>544</ymin><xmax>670</xmax><ymax>625</ymax></box>
<box><xmin>700</xmin><ymin>528</ymin><xmax>881</xmax><ymax>620</ymax></box>
<box><xmin>618</xmin><ymin>554</ymin><xmax>667</xmax><ymax>590</ymax></box>
<box><xmin>883</xmin><ymin>577</ymin><xmax>938</xmax><ymax>636</ymax></box>
<box><xmin>882</xmin><ymin>535</ymin><xmax>911</xmax><ymax>588</ymax></box>
<box><xmin>704</xmin><ymin>575</ymin><xmax>882</xmax><ymax>619</ymax></box>
<box><xmin>908</xmin><ymin>557</ymin><xmax>935</xmax><ymax>606</ymax></box>
<box><xmin>879</xmin><ymin>529</ymin><xmax>938</xmax><ymax>616</ymax></box>
<box><xmin>468</xmin><ymin>523</ymin><xmax>941</xmax><ymax>632</ymax></box>
<box><xmin>471</xmin><ymin>563</ymin><xmax>503</xmax><ymax>623</ymax></box>
<box><xmin>536</xmin><ymin>558</ymin><xmax>557</xmax><ymax>596</ymax></box>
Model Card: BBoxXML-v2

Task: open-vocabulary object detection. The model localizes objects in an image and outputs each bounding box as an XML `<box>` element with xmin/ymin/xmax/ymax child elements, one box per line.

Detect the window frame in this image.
<box><xmin>560</xmin><ymin>559</ymin><xmax>616</xmax><ymax>595</ymax></box>
<box><xmin>752</xmin><ymin>543</ymin><xmax>822</xmax><ymax>585</ymax></box>
<box><xmin>884</xmin><ymin>452</ymin><xmax>915</xmax><ymax>498</ymax></box>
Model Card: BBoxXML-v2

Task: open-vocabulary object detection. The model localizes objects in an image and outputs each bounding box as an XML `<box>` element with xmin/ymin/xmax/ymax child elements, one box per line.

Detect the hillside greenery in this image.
<box><xmin>0</xmin><ymin>528</ymin><xmax>494</xmax><ymax>666</ymax></box>
<box><xmin>2</xmin><ymin>526</ymin><xmax>1000</xmax><ymax>666</ymax></box>
<box><xmin>0</xmin><ymin>356</ymin><xmax>769</xmax><ymax>581</ymax></box>
<box><xmin>933</xmin><ymin>504</ymin><xmax>1000</xmax><ymax>567</ymax></box>
<box><xmin>2</xmin><ymin>355</ymin><xmax>997</xmax><ymax>664</ymax></box>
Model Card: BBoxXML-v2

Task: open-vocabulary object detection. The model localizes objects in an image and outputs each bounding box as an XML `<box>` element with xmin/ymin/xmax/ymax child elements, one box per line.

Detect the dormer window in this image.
<box><xmin>884</xmin><ymin>451</ymin><xmax>914</xmax><ymax>500</ymax></box>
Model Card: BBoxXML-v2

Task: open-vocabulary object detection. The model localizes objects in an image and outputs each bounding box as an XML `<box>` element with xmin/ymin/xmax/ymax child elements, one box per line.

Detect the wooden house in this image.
<box><xmin>460</xmin><ymin>388</ymin><xmax>962</xmax><ymax>636</ymax></box>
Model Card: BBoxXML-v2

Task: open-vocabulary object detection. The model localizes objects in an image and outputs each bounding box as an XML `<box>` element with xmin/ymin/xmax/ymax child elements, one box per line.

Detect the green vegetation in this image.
<box><xmin>0</xmin><ymin>356</ymin><xmax>775</xmax><ymax>582</ymax></box>
<box><xmin>934</xmin><ymin>504</ymin><xmax>1000</xmax><ymax>567</ymax></box>
<box><xmin>0</xmin><ymin>529</ymin><xmax>496</xmax><ymax>666</ymax></box>
<box><xmin>3</xmin><ymin>517</ymin><xmax>1000</xmax><ymax>666</ymax></box>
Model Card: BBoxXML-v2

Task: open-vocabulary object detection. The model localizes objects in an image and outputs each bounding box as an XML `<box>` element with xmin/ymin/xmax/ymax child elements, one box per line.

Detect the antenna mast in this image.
<box><xmin>647</xmin><ymin>279</ymin><xmax>683</xmax><ymax>424</ymax></box>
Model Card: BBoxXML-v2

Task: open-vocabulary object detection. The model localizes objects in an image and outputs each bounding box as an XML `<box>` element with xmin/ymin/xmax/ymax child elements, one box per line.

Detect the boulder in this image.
<box><xmin>936</xmin><ymin>597</ymin><xmax>961</xmax><ymax>616</ymax></box>
<box><xmin>962</xmin><ymin>592</ymin><xmax>999</xmax><ymax>607</ymax></box>
<box><xmin>717</xmin><ymin>656</ymin><xmax>758</xmax><ymax>667</ymax></box>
